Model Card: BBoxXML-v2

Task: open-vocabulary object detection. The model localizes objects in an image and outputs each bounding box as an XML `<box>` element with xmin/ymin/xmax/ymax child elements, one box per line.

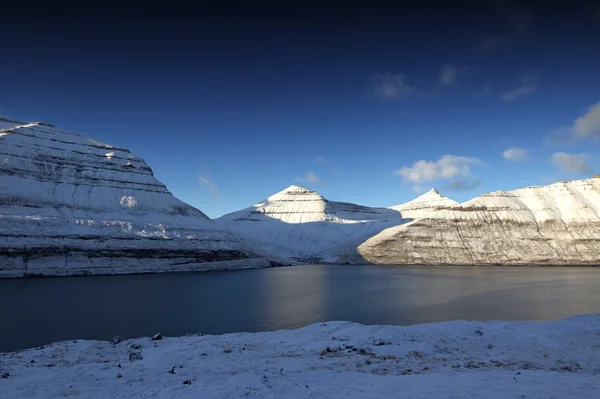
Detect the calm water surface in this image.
<box><xmin>1</xmin><ymin>265</ymin><xmax>600</xmax><ymax>352</ymax></box>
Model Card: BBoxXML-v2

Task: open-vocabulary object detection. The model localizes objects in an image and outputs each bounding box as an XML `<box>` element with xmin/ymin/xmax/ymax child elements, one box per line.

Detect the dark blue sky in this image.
<box><xmin>2</xmin><ymin>1</ymin><xmax>600</xmax><ymax>217</ymax></box>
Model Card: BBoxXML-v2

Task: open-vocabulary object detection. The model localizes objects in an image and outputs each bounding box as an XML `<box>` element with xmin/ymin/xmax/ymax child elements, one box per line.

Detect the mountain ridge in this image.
<box><xmin>220</xmin><ymin>177</ymin><xmax>600</xmax><ymax>265</ymax></box>
<box><xmin>0</xmin><ymin>119</ymin><xmax>270</xmax><ymax>277</ymax></box>
<box><xmin>2</xmin><ymin>117</ymin><xmax>599</xmax><ymax>275</ymax></box>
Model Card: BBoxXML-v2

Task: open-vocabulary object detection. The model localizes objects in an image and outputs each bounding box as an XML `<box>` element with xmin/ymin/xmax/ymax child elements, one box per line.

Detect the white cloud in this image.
<box><xmin>550</xmin><ymin>152</ymin><xmax>592</xmax><ymax>174</ymax></box>
<box><xmin>396</xmin><ymin>155</ymin><xmax>482</xmax><ymax>184</ymax></box>
<box><xmin>295</xmin><ymin>172</ymin><xmax>321</xmax><ymax>184</ymax></box>
<box><xmin>198</xmin><ymin>169</ymin><xmax>220</xmax><ymax>197</ymax></box>
<box><xmin>439</xmin><ymin>65</ymin><xmax>457</xmax><ymax>86</ymax></box>
<box><xmin>500</xmin><ymin>75</ymin><xmax>538</xmax><ymax>101</ymax></box>
<box><xmin>370</xmin><ymin>73</ymin><xmax>417</xmax><ymax>101</ymax></box>
<box><xmin>572</xmin><ymin>102</ymin><xmax>600</xmax><ymax>140</ymax></box>
<box><xmin>545</xmin><ymin>102</ymin><xmax>600</xmax><ymax>144</ymax></box>
<box><xmin>503</xmin><ymin>148</ymin><xmax>528</xmax><ymax>161</ymax></box>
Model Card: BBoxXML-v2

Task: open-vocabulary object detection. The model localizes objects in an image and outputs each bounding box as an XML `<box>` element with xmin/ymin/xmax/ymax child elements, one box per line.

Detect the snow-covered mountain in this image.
<box><xmin>219</xmin><ymin>179</ymin><xmax>600</xmax><ymax>265</ymax></box>
<box><xmin>216</xmin><ymin>185</ymin><xmax>404</xmax><ymax>262</ymax></box>
<box><xmin>360</xmin><ymin>178</ymin><xmax>600</xmax><ymax>265</ymax></box>
<box><xmin>2</xmin><ymin>116</ymin><xmax>598</xmax><ymax>273</ymax></box>
<box><xmin>0</xmin><ymin>117</ymin><xmax>269</xmax><ymax>277</ymax></box>
<box><xmin>389</xmin><ymin>188</ymin><xmax>458</xmax><ymax>217</ymax></box>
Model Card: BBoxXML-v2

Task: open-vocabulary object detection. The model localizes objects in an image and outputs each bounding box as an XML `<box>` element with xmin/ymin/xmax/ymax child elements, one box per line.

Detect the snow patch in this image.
<box><xmin>119</xmin><ymin>196</ymin><xmax>138</xmax><ymax>208</ymax></box>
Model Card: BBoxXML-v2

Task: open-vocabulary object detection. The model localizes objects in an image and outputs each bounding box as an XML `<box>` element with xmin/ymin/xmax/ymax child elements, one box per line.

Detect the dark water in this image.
<box><xmin>2</xmin><ymin>265</ymin><xmax>600</xmax><ymax>352</ymax></box>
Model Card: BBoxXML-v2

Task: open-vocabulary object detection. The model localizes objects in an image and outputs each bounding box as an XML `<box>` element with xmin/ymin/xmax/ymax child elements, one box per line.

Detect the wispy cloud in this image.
<box><xmin>445</xmin><ymin>179</ymin><xmax>482</xmax><ymax>191</ymax></box>
<box><xmin>369</xmin><ymin>73</ymin><xmax>418</xmax><ymax>101</ymax></box>
<box><xmin>396</xmin><ymin>155</ymin><xmax>482</xmax><ymax>184</ymax></box>
<box><xmin>475</xmin><ymin>5</ymin><xmax>535</xmax><ymax>52</ymax></box>
<box><xmin>198</xmin><ymin>169</ymin><xmax>220</xmax><ymax>197</ymax></box>
<box><xmin>546</xmin><ymin>101</ymin><xmax>600</xmax><ymax>144</ymax></box>
<box><xmin>572</xmin><ymin>102</ymin><xmax>600</xmax><ymax>141</ymax></box>
<box><xmin>550</xmin><ymin>152</ymin><xmax>592</xmax><ymax>174</ymax></box>
<box><xmin>370</xmin><ymin>65</ymin><xmax>460</xmax><ymax>101</ymax></box>
<box><xmin>500</xmin><ymin>75</ymin><xmax>538</xmax><ymax>101</ymax></box>
<box><xmin>295</xmin><ymin>171</ymin><xmax>321</xmax><ymax>184</ymax></box>
<box><xmin>503</xmin><ymin>147</ymin><xmax>528</xmax><ymax>161</ymax></box>
<box><xmin>438</xmin><ymin>65</ymin><xmax>457</xmax><ymax>86</ymax></box>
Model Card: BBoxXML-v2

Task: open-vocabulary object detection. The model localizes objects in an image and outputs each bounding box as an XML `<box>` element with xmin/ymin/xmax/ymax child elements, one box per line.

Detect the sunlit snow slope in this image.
<box><xmin>216</xmin><ymin>185</ymin><xmax>405</xmax><ymax>262</ymax></box>
<box><xmin>0</xmin><ymin>117</ymin><xmax>269</xmax><ymax>277</ymax></box>
<box><xmin>360</xmin><ymin>178</ymin><xmax>600</xmax><ymax>265</ymax></box>
<box><xmin>220</xmin><ymin>179</ymin><xmax>600</xmax><ymax>266</ymax></box>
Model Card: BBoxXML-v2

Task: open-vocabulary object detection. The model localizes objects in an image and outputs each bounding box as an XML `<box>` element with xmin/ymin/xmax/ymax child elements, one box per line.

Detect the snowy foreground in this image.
<box><xmin>1</xmin><ymin>316</ymin><xmax>599</xmax><ymax>398</ymax></box>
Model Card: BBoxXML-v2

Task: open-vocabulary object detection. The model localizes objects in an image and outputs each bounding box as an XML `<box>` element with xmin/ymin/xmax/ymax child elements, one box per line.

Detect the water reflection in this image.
<box><xmin>1</xmin><ymin>265</ymin><xmax>599</xmax><ymax>352</ymax></box>
<box><xmin>259</xmin><ymin>266</ymin><xmax>328</xmax><ymax>330</ymax></box>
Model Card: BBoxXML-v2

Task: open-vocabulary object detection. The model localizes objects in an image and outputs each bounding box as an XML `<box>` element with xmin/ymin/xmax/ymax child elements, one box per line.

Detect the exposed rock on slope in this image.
<box><xmin>216</xmin><ymin>185</ymin><xmax>404</xmax><ymax>262</ymax></box>
<box><xmin>0</xmin><ymin>118</ymin><xmax>269</xmax><ymax>277</ymax></box>
<box><xmin>359</xmin><ymin>179</ymin><xmax>600</xmax><ymax>265</ymax></box>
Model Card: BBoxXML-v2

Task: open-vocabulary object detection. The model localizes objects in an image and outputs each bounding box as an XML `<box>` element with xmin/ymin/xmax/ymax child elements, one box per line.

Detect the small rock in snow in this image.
<box><xmin>112</xmin><ymin>336</ymin><xmax>122</xmax><ymax>345</ymax></box>
<box><xmin>151</xmin><ymin>333</ymin><xmax>163</xmax><ymax>341</ymax></box>
<box><xmin>129</xmin><ymin>352</ymin><xmax>143</xmax><ymax>361</ymax></box>
<box><xmin>183</xmin><ymin>380</ymin><xmax>192</xmax><ymax>385</ymax></box>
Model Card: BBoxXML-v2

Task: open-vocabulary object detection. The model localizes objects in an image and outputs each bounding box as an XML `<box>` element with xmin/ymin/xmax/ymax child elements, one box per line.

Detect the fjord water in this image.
<box><xmin>2</xmin><ymin>265</ymin><xmax>600</xmax><ymax>352</ymax></box>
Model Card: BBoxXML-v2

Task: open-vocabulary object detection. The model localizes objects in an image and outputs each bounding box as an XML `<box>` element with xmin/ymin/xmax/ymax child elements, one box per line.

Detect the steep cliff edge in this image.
<box><xmin>0</xmin><ymin>118</ymin><xmax>269</xmax><ymax>277</ymax></box>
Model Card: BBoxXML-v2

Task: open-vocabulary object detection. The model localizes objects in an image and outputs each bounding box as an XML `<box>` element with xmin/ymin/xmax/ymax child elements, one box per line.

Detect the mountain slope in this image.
<box><xmin>0</xmin><ymin>118</ymin><xmax>269</xmax><ymax>277</ymax></box>
<box><xmin>216</xmin><ymin>185</ymin><xmax>404</xmax><ymax>261</ymax></box>
<box><xmin>360</xmin><ymin>178</ymin><xmax>600</xmax><ymax>265</ymax></box>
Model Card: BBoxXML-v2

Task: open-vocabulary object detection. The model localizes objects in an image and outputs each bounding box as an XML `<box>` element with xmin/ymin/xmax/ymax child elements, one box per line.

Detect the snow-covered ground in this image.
<box><xmin>1</xmin><ymin>315</ymin><xmax>599</xmax><ymax>398</ymax></box>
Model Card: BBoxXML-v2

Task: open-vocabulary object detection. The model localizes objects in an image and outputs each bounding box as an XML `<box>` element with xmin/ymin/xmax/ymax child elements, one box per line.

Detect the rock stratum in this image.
<box><xmin>2</xmin><ymin>116</ymin><xmax>599</xmax><ymax>276</ymax></box>
<box><xmin>359</xmin><ymin>178</ymin><xmax>600</xmax><ymax>265</ymax></box>
<box><xmin>221</xmin><ymin>181</ymin><xmax>600</xmax><ymax>266</ymax></box>
<box><xmin>0</xmin><ymin>118</ymin><xmax>269</xmax><ymax>277</ymax></box>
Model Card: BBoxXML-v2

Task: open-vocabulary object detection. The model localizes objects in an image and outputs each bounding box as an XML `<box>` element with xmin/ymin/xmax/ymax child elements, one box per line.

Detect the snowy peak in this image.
<box><xmin>391</xmin><ymin>188</ymin><xmax>458</xmax><ymax>211</ymax></box>
<box><xmin>0</xmin><ymin>119</ymin><xmax>209</xmax><ymax>220</ymax></box>
<box><xmin>266</xmin><ymin>185</ymin><xmax>325</xmax><ymax>202</ymax></box>
<box><xmin>1</xmin><ymin>118</ymin><xmax>269</xmax><ymax>277</ymax></box>
<box><xmin>359</xmin><ymin>177</ymin><xmax>600</xmax><ymax>266</ymax></box>
<box><xmin>222</xmin><ymin>185</ymin><xmax>329</xmax><ymax>224</ymax></box>
<box><xmin>217</xmin><ymin>184</ymin><xmax>404</xmax><ymax>258</ymax></box>
<box><xmin>219</xmin><ymin>185</ymin><xmax>401</xmax><ymax>226</ymax></box>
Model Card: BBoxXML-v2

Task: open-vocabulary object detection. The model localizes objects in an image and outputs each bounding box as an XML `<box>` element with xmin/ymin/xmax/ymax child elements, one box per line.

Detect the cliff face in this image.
<box><xmin>0</xmin><ymin>118</ymin><xmax>269</xmax><ymax>277</ymax></box>
<box><xmin>359</xmin><ymin>179</ymin><xmax>600</xmax><ymax>265</ymax></box>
